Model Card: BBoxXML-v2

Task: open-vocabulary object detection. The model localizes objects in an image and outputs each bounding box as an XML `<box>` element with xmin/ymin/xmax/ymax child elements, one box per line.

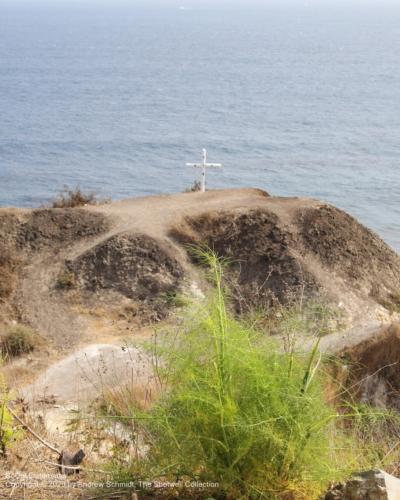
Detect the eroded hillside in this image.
<box><xmin>1</xmin><ymin>188</ymin><xmax>399</xmax><ymax>359</ymax></box>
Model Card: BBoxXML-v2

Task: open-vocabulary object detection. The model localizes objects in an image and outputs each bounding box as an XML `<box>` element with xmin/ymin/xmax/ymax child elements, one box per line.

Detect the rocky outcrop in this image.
<box><xmin>299</xmin><ymin>206</ymin><xmax>400</xmax><ymax>310</ymax></box>
<box><xmin>325</xmin><ymin>470</ymin><xmax>400</xmax><ymax>499</ymax></box>
<box><xmin>170</xmin><ymin>204</ymin><xmax>400</xmax><ymax>318</ymax></box>
<box><xmin>170</xmin><ymin>208</ymin><xmax>317</xmax><ymax>312</ymax></box>
<box><xmin>67</xmin><ymin>233</ymin><xmax>184</xmax><ymax>310</ymax></box>
<box><xmin>16</xmin><ymin>208</ymin><xmax>109</xmax><ymax>250</ymax></box>
<box><xmin>334</xmin><ymin>323</ymin><xmax>400</xmax><ymax>410</ymax></box>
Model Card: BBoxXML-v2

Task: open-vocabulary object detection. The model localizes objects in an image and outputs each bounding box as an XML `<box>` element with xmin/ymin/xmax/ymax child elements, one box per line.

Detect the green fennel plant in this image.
<box><xmin>105</xmin><ymin>251</ymin><xmax>399</xmax><ymax>499</ymax></box>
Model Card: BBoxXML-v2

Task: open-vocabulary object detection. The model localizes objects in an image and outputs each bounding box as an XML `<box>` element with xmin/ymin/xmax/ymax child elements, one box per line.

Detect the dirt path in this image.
<box><xmin>20</xmin><ymin>342</ymin><xmax>153</xmax><ymax>435</ymax></box>
<box><xmin>21</xmin><ymin>344</ymin><xmax>152</xmax><ymax>406</ymax></box>
<box><xmin>90</xmin><ymin>188</ymin><xmax>319</xmax><ymax>242</ymax></box>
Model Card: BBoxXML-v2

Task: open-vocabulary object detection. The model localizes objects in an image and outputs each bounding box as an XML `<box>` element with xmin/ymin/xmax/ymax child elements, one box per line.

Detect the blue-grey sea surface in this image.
<box><xmin>0</xmin><ymin>3</ymin><xmax>399</xmax><ymax>251</ymax></box>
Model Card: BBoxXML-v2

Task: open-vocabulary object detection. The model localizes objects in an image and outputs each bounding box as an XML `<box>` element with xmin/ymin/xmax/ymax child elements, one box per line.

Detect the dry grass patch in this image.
<box><xmin>50</xmin><ymin>186</ymin><xmax>109</xmax><ymax>208</ymax></box>
<box><xmin>0</xmin><ymin>325</ymin><xmax>42</xmax><ymax>359</ymax></box>
<box><xmin>382</xmin><ymin>291</ymin><xmax>400</xmax><ymax>314</ymax></box>
<box><xmin>56</xmin><ymin>269</ymin><xmax>76</xmax><ymax>289</ymax></box>
<box><xmin>103</xmin><ymin>381</ymin><xmax>160</xmax><ymax>416</ymax></box>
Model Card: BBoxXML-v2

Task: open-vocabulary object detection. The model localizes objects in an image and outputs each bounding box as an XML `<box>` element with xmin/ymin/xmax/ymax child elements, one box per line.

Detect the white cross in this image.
<box><xmin>186</xmin><ymin>149</ymin><xmax>223</xmax><ymax>193</ymax></box>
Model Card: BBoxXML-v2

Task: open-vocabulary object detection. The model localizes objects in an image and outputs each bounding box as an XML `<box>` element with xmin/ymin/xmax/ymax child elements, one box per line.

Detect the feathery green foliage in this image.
<box><xmin>121</xmin><ymin>252</ymin><xmax>348</xmax><ymax>498</ymax></box>
<box><xmin>104</xmin><ymin>250</ymin><xmax>400</xmax><ymax>498</ymax></box>
<box><xmin>0</xmin><ymin>364</ymin><xmax>22</xmax><ymax>456</ymax></box>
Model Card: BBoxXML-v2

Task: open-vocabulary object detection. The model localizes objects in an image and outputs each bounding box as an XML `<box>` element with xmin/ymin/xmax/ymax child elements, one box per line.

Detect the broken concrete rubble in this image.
<box><xmin>325</xmin><ymin>470</ymin><xmax>400</xmax><ymax>500</ymax></box>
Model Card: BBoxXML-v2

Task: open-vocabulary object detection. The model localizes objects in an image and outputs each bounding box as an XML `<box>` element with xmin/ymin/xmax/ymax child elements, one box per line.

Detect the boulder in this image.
<box><xmin>325</xmin><ymin>470</ymin><xmax>400</xmax><ymax>500</ymax></box>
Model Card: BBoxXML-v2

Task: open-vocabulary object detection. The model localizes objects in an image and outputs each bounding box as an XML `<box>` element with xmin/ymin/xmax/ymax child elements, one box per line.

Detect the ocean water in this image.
<box><xmin>0</xmin><ymin>3</ymin><xmax>399</xmax><ymax>251</ymax></box>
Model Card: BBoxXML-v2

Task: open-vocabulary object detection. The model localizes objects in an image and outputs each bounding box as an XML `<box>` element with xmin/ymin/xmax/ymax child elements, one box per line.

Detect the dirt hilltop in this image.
<box><xmin>1</xmin><ymin>188</ymin><xmax>400</xmax><ymax>498</ymax></box>
<box><xmin>1</xmin><ymin>187</ymin><xmax>399</xmax><ymax>358</ymax></box>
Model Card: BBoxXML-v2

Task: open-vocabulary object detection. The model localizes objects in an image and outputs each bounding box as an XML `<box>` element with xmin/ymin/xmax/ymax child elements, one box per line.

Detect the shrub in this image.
<box><xmin>51</xmin><ymin>186</ymin><xmax>103</xmax><ymax>208</ymax></box>
<box><xmin>382</xmin><ymin>290</ymin><xmax>400</xmax><ymax>314</ymax></box>
<box><xmin>105</xmin><ymin>253</ymin><xmax>358</xmax><ymax>498</ymax></box>
<box><xmin>184</xmin><ymin>180</ymin><xmax>202</xmax><ymax>193</ymax></box>
<box><xmin>0</xmin><ymin>386</ymin><xmax>14</xmax><ymax>455</ymax></box>
<box><xmin>0</xmin><ymin>325</ymin><xmax>38</xmax><ymax>358</ymax></box>
<box><xmin>103</xmin><ymin>252</ymin><xmax>400</xmax><ymax>498</ymax></box>
<box><xmin>56</xmin><ymin>270</ymin><xmax>76</xmax><ymax>289</ymax></box>
<box><xmin>0</xmin><ymin>367</ymin><xmax>23</xmax><ymax>455</ymax></box>
<box><xmin>146</xmin><ymin>255</ymin><xmax>338</xmax><ymax>497</ymax></box>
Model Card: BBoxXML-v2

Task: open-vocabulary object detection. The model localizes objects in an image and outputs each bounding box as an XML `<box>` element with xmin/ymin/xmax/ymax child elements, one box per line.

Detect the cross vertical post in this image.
<box><xmin>186</xmin><ymin>149</ymin><xmax>223</xmax><ymax>193</ymax></box>
<box><xmin>200</xmin><ymin>148</ymin><xmax>207</xmax><ymax>193</ymax></box>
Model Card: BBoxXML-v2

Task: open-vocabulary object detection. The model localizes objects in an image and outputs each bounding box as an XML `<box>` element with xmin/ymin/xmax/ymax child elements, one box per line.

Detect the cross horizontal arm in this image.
<box><xmin>186</xmin><ymin>163</ymin><xmax>222</xmax><ymax>168</ymax></box>
<box><xmin>185</xmin><ymin>149</ymin><xmax>223</xmax><ymax>193</ymax></box>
